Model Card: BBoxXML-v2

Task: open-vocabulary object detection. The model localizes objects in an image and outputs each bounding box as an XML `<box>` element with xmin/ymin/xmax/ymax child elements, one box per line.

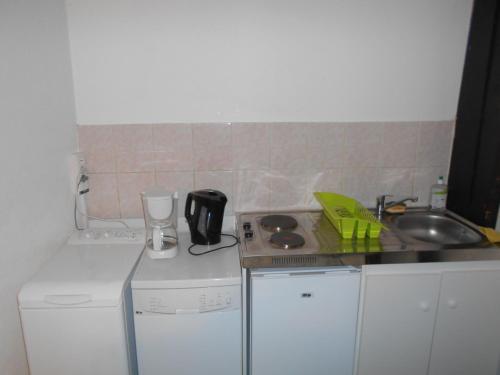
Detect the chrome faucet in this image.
<box><xmin>376</xmin><ymin>194</ymin><xmax>419</xmax><ymax>219</ymax></box>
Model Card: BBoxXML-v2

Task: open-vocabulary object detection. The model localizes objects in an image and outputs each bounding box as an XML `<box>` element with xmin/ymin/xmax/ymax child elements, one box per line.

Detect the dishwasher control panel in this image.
<box><xmin>133</xmin><ymin>285</ymin><xmax>241</xmax><ymax>314</ymax></box>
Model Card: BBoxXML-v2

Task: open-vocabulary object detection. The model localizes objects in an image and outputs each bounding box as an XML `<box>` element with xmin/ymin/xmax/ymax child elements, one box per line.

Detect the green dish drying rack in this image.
<box><xmin>314</xmin><ymin>192</ymin><xmax>384</xmax><ymax>239</ymax></box>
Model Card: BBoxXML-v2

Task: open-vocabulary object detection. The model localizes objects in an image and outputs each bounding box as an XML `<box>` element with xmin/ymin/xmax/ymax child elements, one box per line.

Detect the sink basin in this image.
<box><xmin>392</xmin><ymin>212</ymin><xmax>484</xmax><ymax>245</ymax></box>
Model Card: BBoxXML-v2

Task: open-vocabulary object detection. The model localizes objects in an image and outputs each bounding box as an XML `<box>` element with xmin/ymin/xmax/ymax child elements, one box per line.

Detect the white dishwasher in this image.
<box><xmin>250</xmin><ymin>267</ymin><xmax>361</xmax><ymax>375</ymax></box>
<box><xmin>132</xmin><ymin>231</ymin><xmax>242</xmax><ymax>375</ymax></box>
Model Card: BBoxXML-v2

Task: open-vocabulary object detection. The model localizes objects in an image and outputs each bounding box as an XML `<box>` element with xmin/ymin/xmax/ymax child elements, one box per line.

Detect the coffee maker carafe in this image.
<box><xmin>185</xmin><ymin>190</ymin><xmax>227</xmax><ymax>245</ymax></box>
<box><xmin>141</xmin><ymin>187</ymin><xmax>178</xmax><ymax>259</ymax></box>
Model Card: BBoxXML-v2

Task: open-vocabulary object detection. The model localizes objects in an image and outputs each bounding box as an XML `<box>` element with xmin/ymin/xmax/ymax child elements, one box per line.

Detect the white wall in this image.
<box><xmin>66</xmin><ymin>0</ymin><xmax>473</xmax><ymax>124</ymax></box>
<box><xmin>0</xmin><ymin>1</ymin><xmax>77</xmax><ymax>374</ymax></box>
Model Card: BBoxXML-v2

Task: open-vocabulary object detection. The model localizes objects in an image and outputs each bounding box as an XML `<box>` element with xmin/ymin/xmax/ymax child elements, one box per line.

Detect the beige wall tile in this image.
<box><xmin>308</xmin><ymin>168</ymin><xmax>344</xmax><ymax>197</ymax></box>
<box><xmin>268</xmin><ymin>169</ymin><xmax>312</xmax><ymax>209</ymax></box>
<box><xmin>156</xmin><ymin>171</ymin><xmax>194</xmax><ymax>191</ymax></box>
<box><xmin>156</xmin><ymin>171</ymin><xmax>194</xmax><ymax>216</ymax></box>
<box><xmin>84</xmin><ymin>149</ymin><xmax>116</xmax><ymax>173</ymax></box>
<box><xmin>269</xmin><ymin>142</ymin><xmax>310</xmax><ymax>170</ymax></box>
<box><xmin>344</xmin><ymin>122</ymin><xmax>384</xmax><ymax>168</ymax></box>
<box><xmin>232</xmin><ymin>123</ymin><xmax>270</xmax><ymax>170</ymax></box>
<box><xmin>308</xmin><ymin>123</ymin><xmax>345</xmax><ymax>145</ymax></box>
<box><xmin>378</xmin><ymin>168</ymin><xmax>414</xmax><ymax>197</ymax></box>
<box><xmin>79</xmin><ymin>126</ymin><xmax>116</xmax><ymax>173</ymax></box>
<box><xmin>193</xmin><ymin>123</ymin><xmax>232</xmax><ymax>170</ymax></box>
<box><xmin>308</xmin><ymin>124</ymin><xmax>346</xmax><ymax>169</ymax></box>
<box><xmin>343</xmin><ymin>167</ymin><xmax>414</xmax><ymax>208</ymax></box>
<box><xmin>82</xmin><ymin>121</ymin><xmax>453</xmax><ymax>216</ymax></box>
<box><xmin>115</xmin><ymin>151</ymin><xmax>154</xmax><ymax>172</ymax></box>
<box><xmin>78</xmin><ymin>125</ymin><xmax>114</xmax><ymax>152</ymax></box>
<box><xmin>117</xmin><ymin>172</ymin><xmax>155</xmax><ymax>217</ymax></box>
<box><xmin>113</xmin><ymin>124</ymin><xmax>153</xmax><ymax>153</ymax></box>
<box><xmin>343</xmin><ymin>167</ymin><xmax>383</xmax><ymax>208</ymax></box>
<box><xmin>194</xmin><ymin>143</ymin><xmax>233</xmax><ymax>171</ymax></box>
<box><xmin>233</xmin><ymin>170</ymin><xmax>271</xmax><ymax>211</ymax></box>
<box><xmin>268</xmin><ymin>123</ymin><xmax>309</xmax><ymax>145</ymax></box>
<box><xmin>193</xmin><ymin>123</ymin><xmax>231</xmax><ymax>147</ymax></box>
<box><xmin>381</xmin><ymin>122</ymin><xmax>418</xmax><ymax>167</ymax></box>
<box><xmin>268</xmin><ymin>123</ymin><xmax>309</xmax><ymax>170</ymax></box>
<box><xmin>87</xmin><ymin>173</ymin><xmax>120</xmax><ymax>218</ymax></box>
<box><xmin>417</xmin><ymin>121</ymin><xmax>454</xmax><ymax>167</ymax></box>
<box><xmin>153</xmin><ymin>123</ymin><xmax>192</xmax><ymax>151</ymax></box>
<box><xmin>306</xmin><ymin>169</ymin><xmax>344</xmax><ymax>208</ymax></box>
<box><xmin>154</xmin><ymin>149</ymin><xmax>194</xmax><ymax>171</ymax></box>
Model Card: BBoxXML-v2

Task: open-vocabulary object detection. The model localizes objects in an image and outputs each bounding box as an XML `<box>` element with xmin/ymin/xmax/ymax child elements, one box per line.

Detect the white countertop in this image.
<box><xmin>132</xmin><ymin>216</ymin><xmax>241</xmax><ymax>289</ymax></box>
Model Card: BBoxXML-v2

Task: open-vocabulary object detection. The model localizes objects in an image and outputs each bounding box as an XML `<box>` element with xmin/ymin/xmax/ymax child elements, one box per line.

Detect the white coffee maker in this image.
<box><xmin>141</xmin><ymin>187</ymin><xmax>178</xmax><ymax>259</ymax></box>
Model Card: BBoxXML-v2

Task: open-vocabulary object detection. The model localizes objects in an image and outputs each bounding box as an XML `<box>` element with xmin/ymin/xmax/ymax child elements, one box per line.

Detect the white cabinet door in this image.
<box><xmin>428</xmin><ymin>270</ymin><xmax>500</xmax><ymax>375</ymax></box>
<box><xmin>356</xmin><ymin>272</ymin><xmax>441</xmax><ymax>375</ymax></box>
<box><xmin>251</xmin><ymin>270</ymin><xmax>360</xmax><ymax>375</ymax></box>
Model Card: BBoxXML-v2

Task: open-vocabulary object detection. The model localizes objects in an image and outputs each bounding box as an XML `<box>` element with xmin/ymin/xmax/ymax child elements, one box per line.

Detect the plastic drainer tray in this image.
<box><xmin>314</xmin><ymin>192</ymin><xmax>383</xmax><ymax>239</ymax></box>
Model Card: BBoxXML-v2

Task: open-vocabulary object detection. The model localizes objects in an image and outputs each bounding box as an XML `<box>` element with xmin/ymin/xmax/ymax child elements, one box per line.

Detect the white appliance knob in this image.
<box><xmin>103</xmin><ymin>231</ymin><xmax>110</xmax><ymax>238</ymax></box>
<box><xmin>447</xmin><ymin>299</ymin><xmax>457</xmax><ymax>309</ymax></box>
<box><xmin>85</xmin><ymin>231</ymin><xmax>92</xmax><ymax>239</ymax></box>
<box><xmin>419</xmin><ymin>301</ymin><xmax>430</xmax><ymax>312</ymax></box>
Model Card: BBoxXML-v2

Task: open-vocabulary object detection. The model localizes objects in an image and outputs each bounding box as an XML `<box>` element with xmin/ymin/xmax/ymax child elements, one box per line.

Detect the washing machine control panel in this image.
<box><xmin>133</xmin><ymin>285</ymin><xmax>241</xmax><ymax>314</ymax></box>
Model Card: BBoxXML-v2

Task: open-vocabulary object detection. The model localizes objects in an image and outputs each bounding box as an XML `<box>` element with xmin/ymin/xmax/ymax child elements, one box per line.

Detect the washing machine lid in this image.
<box><xmin>18</xmin><ymin>244</ymin><xmax>143</xmax><ymax>309</ymax></box>
<box><xmin>132</xmin><ymin>231</ymin><xmax>241</xmax><ymax>289</ymax></box>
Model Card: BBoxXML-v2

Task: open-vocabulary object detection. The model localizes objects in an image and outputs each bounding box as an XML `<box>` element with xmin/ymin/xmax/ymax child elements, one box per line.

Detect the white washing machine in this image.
<box><xmin>18</xmin><ymin>228</ymin><xmax>145</xmax><ymax>375</ymax></box>
<box><xmin>132</xmin><ymin>229</ymin><xmax>242</xmax><ymax>375</ymax></box>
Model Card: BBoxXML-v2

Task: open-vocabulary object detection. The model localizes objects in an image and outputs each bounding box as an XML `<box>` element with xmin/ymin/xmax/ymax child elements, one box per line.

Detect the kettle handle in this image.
<box><xmin>185</xmin><ymin>192</ymin><xmax>193</xmax><ymax>225</ymax></box>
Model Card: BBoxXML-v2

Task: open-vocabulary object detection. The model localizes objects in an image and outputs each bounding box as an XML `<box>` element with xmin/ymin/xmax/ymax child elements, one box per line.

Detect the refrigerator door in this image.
<box><xmin>250</xmin><ymin>268</ymin><xmax>360</xmax><ymax>375</ymax></box>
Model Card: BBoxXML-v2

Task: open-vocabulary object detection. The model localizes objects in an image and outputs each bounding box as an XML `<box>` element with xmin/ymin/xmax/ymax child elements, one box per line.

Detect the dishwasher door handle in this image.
<box><xmin>175</xmin><ymin>308</ymin><xmax>200</xmax><ymax>314</ymax></box>
<box><xmin>137</xmin><ymin>308</ymin><xmax>200</xmax><ymax>315</ymax></box>
<box><xmin>138</xmin><ymin>305</ymin><xmax>237</xmax><ymax>315</ymax></box>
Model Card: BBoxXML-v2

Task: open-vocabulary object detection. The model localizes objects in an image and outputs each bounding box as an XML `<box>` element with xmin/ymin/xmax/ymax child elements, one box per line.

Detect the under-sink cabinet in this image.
<box><xmin>355</xmin><ymin>261</ymin><xmax>500</xmax><ymax>375</ymax></box>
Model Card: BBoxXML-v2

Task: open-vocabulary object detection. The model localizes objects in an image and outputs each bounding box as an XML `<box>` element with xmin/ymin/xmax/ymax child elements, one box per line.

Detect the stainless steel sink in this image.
<box><xmin>383</xmin><ymin>209</ymin><xmax>489</xmax><ymax>249</ymax></box>
<box><xmin>390</xmin><ymin>211</ymin><xmax>484</xmax><ymax>245</ymax></box>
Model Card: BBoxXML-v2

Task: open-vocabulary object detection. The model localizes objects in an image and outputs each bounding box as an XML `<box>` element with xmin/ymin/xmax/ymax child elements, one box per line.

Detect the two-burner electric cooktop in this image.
<box><xmin>237</xmin><ymin>210</ymin><xmax>394</xmax><ymax>268</ymax></box>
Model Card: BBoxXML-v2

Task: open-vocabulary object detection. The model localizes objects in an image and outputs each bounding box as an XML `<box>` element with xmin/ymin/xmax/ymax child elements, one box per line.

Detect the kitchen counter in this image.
<box><xmin>240</xmin><ymin>210</ymin><xmax>500</xmax><ymax>375</ymax></box>
<box><xmin>238</xmin><ymin>210</ymin><xmax>500</xmax><ymax>268</ymax></box>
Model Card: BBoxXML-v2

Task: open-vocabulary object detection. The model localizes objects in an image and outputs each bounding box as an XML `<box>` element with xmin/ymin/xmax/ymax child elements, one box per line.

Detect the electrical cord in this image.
<box><xmin>73</xmin><ymin>198</ymin><xmax>80</xmax><ymax>230</ymax></box>
<box><xmin>188</xmin><ymin>233</ymin><xmax>239</xmax><ymax>256</ymax></box>
<box><xmin>74</xmin><ymin>195</ymin><xmax>131</xmax><ymax>229</ymax></box>
<box><xmin>73</xmin><ymin>171</ymin><xmax>130</xmax><ymax>230</ymax></box>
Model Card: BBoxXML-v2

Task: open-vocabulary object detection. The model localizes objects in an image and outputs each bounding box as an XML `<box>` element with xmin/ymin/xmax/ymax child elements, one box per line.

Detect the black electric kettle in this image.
<box><xmin>185</xmin><ymin>190</ymin><xmax>227</xmax><ymax>245</ymax></box>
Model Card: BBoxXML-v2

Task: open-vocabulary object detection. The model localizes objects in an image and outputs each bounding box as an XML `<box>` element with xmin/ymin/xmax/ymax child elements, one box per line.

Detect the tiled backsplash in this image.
<box><xmin>78</xmin><ymin>122</ymin><xmax>454</xmax><ymax>218</ymax></box>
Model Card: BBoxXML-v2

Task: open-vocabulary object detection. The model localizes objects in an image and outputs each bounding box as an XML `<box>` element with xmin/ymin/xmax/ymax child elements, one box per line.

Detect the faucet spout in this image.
<box><xmin>376</xmin><ymin>194</ymin><xmax>418</xmax><ymax>219</ymax></box>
